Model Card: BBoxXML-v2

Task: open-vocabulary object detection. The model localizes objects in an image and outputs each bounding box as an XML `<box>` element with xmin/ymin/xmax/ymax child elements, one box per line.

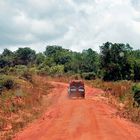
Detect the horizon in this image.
<box><xmin>0</xmin><ymin>42</ymin><xmax>139</xmax><ymax>54</ymax></box>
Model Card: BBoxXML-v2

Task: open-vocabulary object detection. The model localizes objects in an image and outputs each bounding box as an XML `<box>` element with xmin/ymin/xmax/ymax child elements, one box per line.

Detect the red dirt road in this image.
<box><xmin>14</xmin><ymin>82</ymin><xmax>140</xmax><ymax>140</ymax></box>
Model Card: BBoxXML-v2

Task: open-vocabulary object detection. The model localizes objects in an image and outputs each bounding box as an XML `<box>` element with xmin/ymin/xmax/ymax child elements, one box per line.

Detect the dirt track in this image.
<box><xmin>14</xmin><ymin>81</ymin><xmax>140</xmax><ymax>140</ymax></box>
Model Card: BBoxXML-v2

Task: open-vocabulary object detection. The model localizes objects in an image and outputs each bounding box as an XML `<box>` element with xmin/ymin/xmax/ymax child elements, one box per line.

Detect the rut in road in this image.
<box><xmin>14</xmin><ymin>81</ymin><xmax>140</xmax><ymax>140</ymax></box>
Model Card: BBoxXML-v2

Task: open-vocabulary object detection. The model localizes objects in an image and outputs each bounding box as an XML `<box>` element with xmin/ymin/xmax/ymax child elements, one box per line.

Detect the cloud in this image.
<box><xmin>0</xmin><ymin>0</ymin><xmax>140</xmax><ymax>53</ymax></box>
<box><xmin>131</xmin><ymin>0</ymin><xmax>140</xmax><ymax>11</ymax></box>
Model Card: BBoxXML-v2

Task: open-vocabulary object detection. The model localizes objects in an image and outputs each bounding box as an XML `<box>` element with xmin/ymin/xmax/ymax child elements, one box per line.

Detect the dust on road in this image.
<box><xmin>14</xmin><ymin>82</ymin><xmax>140</xmax><ymax>140</ymax></box>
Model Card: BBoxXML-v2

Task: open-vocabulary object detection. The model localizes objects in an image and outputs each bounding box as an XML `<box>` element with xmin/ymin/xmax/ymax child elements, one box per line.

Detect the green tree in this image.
<box><xmin>35</xmin><ymin>53</ymin><xmax>45</xmax><ymax>65</ymax></box>
<box><xmin>44</xmin><ymin>45</ymin><xmax>63</xmax><ymax>57</ymax></box>
<box><xmin>44</xmin><ymin>45</ymin><xmax>71</xmax><ymax>64</ymax></box>
<box><xmin>67</xmin><ymin>52</ymin><xmax>82</xmax><ymax>73</ymax></box>
<box><xmin>0</xmin><ymin>49</ymin><xmax>15</xmax><ymax>67</ymax></box>
<box><xmin>134</xmin><ymin>60</ymin><xmax>140</xmax><ymax>81</ymax></box>
<box><xmin>81</xmin><ymin>48</ymin><xmax>100</xmax><ymax>74</ymax></box>
<box><xmin>15</xmin><ymin>47</ymin><xmax>36</xmax><ymax>65</ymax></box>
<box><xmin>131</xmin><ymin>50</ymin><xmax>140</xmax><ymax>81</ymax></box>
<box><xmin>100</xmin><ymin>42</ymin><xmax>132</xmax><ymax>81</ymax></box>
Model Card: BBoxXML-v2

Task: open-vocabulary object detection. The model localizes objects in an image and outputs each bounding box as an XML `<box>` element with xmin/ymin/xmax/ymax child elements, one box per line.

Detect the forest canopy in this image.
<box><xmin>0</xmin><ymin>42</ymin><xmax>140</xmax><ymax>81</ymax></box>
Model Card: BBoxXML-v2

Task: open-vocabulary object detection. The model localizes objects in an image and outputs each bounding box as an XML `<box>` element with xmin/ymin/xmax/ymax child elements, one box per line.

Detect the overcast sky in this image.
<box><xmin>0</xmin><ymin>0</ymin><xmax>140</xmax><ymax>53</ymax></box>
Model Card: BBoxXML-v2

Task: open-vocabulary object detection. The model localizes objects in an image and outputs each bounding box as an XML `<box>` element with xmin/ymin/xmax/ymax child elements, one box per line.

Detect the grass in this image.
<box><xmin>0</xmin><ymin>75</ymin><xmax>54</xmax><ymax>140</ymax></box>
<box><xmin>88</xmin><ymin>79</ymin><xmax>140</xmax><ymax>123</ymax></box>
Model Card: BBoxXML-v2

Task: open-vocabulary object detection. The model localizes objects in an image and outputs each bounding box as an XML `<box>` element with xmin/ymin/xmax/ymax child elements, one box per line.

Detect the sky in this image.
<box><xmin>0</xmin><ymin>0</ymin><xmax>140</xmax><ymax>53</ymax></box>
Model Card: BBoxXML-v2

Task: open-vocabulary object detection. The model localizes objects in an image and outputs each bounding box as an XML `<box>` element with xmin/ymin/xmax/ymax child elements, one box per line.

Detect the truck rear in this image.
<box><xmin>68</xmin><ymin>80</ymin><xmax>85</xmax><ymax>98</ymax></box>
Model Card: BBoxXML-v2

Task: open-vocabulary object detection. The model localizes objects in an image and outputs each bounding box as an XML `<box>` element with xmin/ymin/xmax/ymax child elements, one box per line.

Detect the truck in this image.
<box><xmin>68</xmin><ymin>80</ymin><xmax>85</xmax><ymax>98</ymax></box>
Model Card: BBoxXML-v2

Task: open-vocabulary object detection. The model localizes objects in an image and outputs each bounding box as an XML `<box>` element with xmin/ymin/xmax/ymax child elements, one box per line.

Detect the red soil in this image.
<box><xmin>14</xmin><ymin>81</ymin><xmax>140</xmax><ymax>140</ymax></box>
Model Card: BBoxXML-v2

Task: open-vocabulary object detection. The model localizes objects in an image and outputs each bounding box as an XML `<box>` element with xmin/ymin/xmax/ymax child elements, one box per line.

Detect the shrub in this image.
<box><xmin>49</xmin><ymin>65</ymin><xmax>64</xmax><ymax>76</ymax></box>
<box><xmin>132</xmin><ymin>83</ymin><xmax>140</xmax><ymax>105</ymax></box>
<box><xmin>21</xmin><ymin>71</ymin><xmax>32</xmax><ymax>83</ymax></box>
<box><xmin>37</xmin><ymin>65</ymin><xmax>50</xmax><ymax>75</ymax></box>
<box><xmin>0</xmin><ymin>75</ymin><xmax>16</xmax><ymax>91</ymax></box>
<box><xmin>0</xmin><ymin>66</ymin><xmax>12</xmax><ymax>75</ymax></box>
<box><xmin>3</xmin><ymin>79</ymin><xmax>15</xmax><ymax>90</ymax></box>
<box><xmin>81</xmin><ymin>72</ymin><xmax>96</xmax><ymax>80</ymax></box>
<box><xmin>15</xmin><ymin>65</ymin><xmax>28</xmax><ymax>76</ymax></box>
<box><xmin>29</xmin><ymin>67</ymin><xmax>37</xmax><ymax>75</ymax></box>
<box><xmin>11</xmin><ymin>65</ymin><xmax>33</xmax><ymax>82</ymax></box>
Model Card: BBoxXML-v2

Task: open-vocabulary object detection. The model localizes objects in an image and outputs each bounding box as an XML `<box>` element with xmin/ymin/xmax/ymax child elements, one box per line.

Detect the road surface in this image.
<box><xmin>14</xmin><ymin>81</ymin><xmax>140</xmax><ymax>140</ymax></box>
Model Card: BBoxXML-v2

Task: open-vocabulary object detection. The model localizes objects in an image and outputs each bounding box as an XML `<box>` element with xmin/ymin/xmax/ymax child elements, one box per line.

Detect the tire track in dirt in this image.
<box><xmin>14</xmin><ymin>81</ymin><xmax>140</xmax><ymax>140</ymax></box>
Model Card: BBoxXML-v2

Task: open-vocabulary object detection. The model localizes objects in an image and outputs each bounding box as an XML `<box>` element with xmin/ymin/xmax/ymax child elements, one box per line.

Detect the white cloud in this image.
<box><xmin>0</xmin><ymin>0</ymin><xmax>140</xmax><ymax>53</ymax></box>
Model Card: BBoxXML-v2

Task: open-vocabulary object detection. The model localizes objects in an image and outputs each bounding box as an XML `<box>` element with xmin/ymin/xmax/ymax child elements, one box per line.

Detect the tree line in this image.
<box><xmin>0</xmin><ymin>42</ymin><xmax>140</xmax><ymax>81</ymax></box>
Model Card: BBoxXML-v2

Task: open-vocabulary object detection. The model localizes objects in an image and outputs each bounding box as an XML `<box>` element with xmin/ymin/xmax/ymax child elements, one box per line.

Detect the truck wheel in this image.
<box><xmin>82</xmin><ymin>94</ymin><xmax>85</xmax><ymax>99</ymax></box>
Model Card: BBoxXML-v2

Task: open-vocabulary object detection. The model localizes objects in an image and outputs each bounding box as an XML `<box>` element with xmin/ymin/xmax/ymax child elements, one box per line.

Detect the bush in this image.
<box><xmin>10</xmin><ymin>65</ymin><xmax>33</xmax><ymax>82</ymax></box>
<box><xmin>132</xmin><ymin>83</ymin><xmax>140</xmax><ymax>105</ymax></box>
<box><xmin>21</xmin><ymin>71</ymin><xmax>32</xmax><ymax>83</ymax></box>
<box><xmin>49</xmin><ymin>65</ymin><xmax>64</xmax><ymax>76</ymax></box>
<box><xmin>0</xmin><ymin>75</ymin><xmax>16</xmax><ymax>92</ymax></box>
<box><xmin>37</xmin><ymin>65</ymin><xmax>50</xmax><ymax>75</ymax></box>
<box><xmin>15</xmin><ymin>65</ymin><xmax>28</xmax><ymax>76</ymax></box>
<box><xmin>0</xmin><ymin>66</ymin><xmax>12</xmax><ymax>75</ymax></box>
<box><xmin>29</xmin><ymin>67</ymin><xmax>37</xmax><ymax>75</ymax></box>
<box><xmin>81</xmin><ymin>72</ymin><xmax>96</xmax><ymax>80</ymax></box>
<box><xmin>3</xmin><ymin>79</ymin><xmax>15</xmax><ymax>89</ymax></box>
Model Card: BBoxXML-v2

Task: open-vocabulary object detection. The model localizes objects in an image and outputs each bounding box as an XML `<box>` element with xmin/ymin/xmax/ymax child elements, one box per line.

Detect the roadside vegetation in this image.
<box><xmin>0</xmin><ymin>42</ymin><xmax>140</xmax><ymax>139</ymax></box>
<box><xmin>0</xmin><ymin>72</ymin><xmax>53</xmax><ymax>140</ymax></box>
<box><xmin>88</xmin><ymin>79</ymin><xmax>140</xmax><ymax>123</ymax></box>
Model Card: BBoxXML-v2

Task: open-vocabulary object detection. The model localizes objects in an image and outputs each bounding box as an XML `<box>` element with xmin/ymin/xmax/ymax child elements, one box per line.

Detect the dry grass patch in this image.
<box><xmin>89</xmin><ymin>79</ymin><xmax>140</xmax><ymax>124</ymax></box>
<box><xmin>0</xmin><ymin>75</ymin><xmax>54</xmax><ymax>140</ymax></box>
